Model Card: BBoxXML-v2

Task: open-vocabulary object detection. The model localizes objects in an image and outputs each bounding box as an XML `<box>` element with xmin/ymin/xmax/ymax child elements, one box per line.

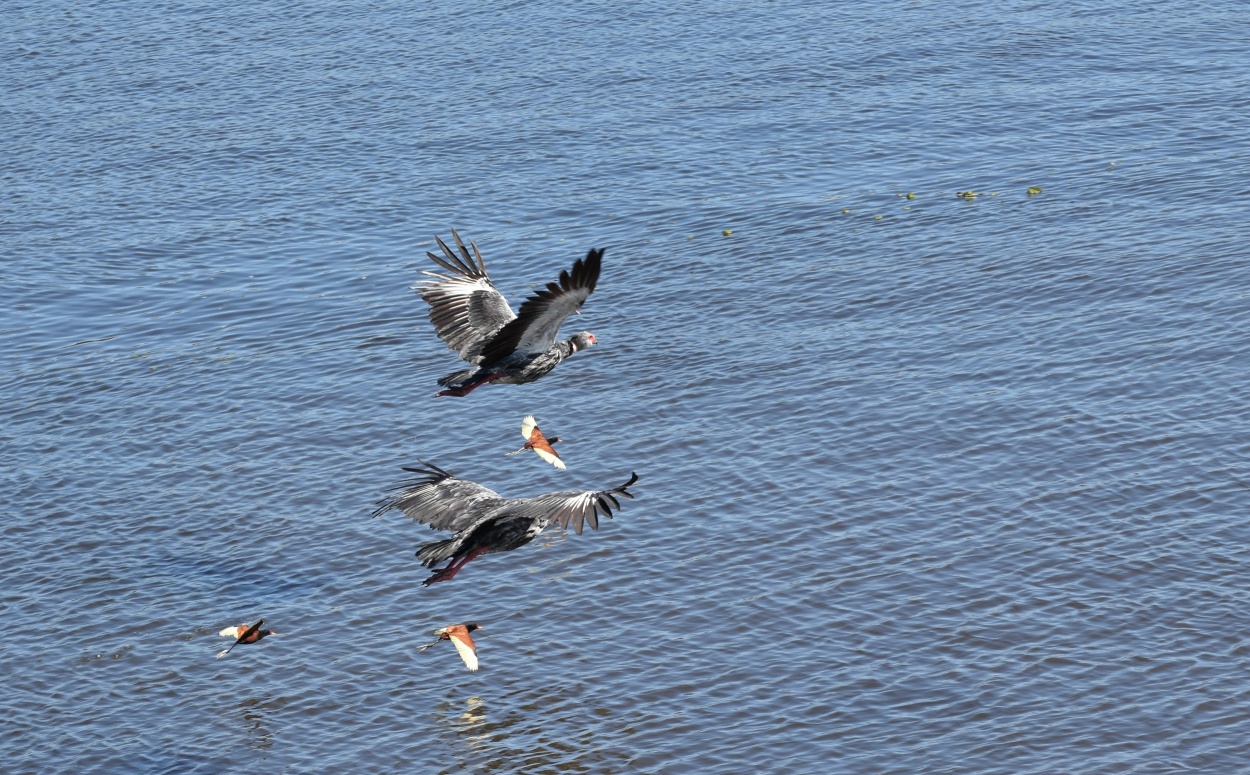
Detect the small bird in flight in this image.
<box><xmin>418</xmin><ymin>623</ymin><xmax>482</xmax><ymax>671</ymax></box>
<box><xmin>506</xmin><ymin>415</ymin><xmax>566</xmax><ymax>469</ymax></box>
<box><xmin>216</xmin><ymin>619</ymin><xmax>277</xmax><ymax>659</ymax></box>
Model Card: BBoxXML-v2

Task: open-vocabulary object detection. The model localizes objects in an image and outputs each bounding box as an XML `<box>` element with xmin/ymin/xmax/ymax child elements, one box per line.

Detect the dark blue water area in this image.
<box><xmin>3</xmin><ymin>0</ymin><xmax>1250</xmax><ymax>772</ymax></box>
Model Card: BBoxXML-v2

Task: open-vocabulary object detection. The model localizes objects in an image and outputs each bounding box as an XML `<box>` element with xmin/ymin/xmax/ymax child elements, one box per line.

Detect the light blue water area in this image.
<box><xmin>3</xmin><ymin>0</ymin><xmax>1250</xmax><ymax>772</ymax></box>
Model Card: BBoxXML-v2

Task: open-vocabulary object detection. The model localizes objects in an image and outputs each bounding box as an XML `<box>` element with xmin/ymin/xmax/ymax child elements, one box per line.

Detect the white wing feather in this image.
<box><xmin>534</xmin><ymin>446</ymin><xmax>566</xmax><ymax>470</ymax></box>
<box><xmin>450</xmin><ymin>634</ymin><xmax>480</xmax><ymax>672</ymax></box>
<box><xmin>521</xmin><ymin>415</ymin><xmax>538</xmax><ymax>440</ymax></box>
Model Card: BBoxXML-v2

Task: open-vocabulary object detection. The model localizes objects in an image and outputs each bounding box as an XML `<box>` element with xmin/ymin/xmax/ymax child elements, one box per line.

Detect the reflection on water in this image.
<box><xmin>433</xmin><ymin>691</ymin><xmax>629</xmax><ymax>774</ymax></box>
<box><xmin>434</xmin><ymin>695</ymin><xmax>491</xmax><ymax>770</ymax></box>
<box><xmin>236</xmin><ymin>696</ymin><xmax>285</xmax><ymax>751</ymax></box>
<box><xmin>449</xmin><ymin>695</ymin><xmax>490</xmax><ymax>746</ymax></box>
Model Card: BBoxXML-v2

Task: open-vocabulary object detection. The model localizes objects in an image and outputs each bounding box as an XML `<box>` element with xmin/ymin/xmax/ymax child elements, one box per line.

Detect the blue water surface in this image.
<box><xmin>3</xmin><ymin>1</ymin><xmax>1250</xmax><ymax>772</ymax></box>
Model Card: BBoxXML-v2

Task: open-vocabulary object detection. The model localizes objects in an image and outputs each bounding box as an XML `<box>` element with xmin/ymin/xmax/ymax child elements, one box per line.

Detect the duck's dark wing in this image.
<box><xmin>416</xmin><ymin>229</ymin><xmax>517</xmax><ymax>364</ymax></box>
<box><xmin>512</xmin><ymin>471</ymin><xmax>638</xmax><ymax>536</ymax></box>
<box><xmin>371</xmin><ymin>460</ymin><xmax>506</xmax><ymax>532</ymax></box>
<box><xmin>478</xmin><ymin>247</ymin><xmax>602</xmax><ymax>365</ymax></box>
<box><xmin>237</xmin><ymin>620</ymin><xmax>263</xmax><ymax>644</ymax></box>
<box><xmin>215</xmin><ymin>619</ymin><xmax>264</xmax><ymax>659</ymax></box>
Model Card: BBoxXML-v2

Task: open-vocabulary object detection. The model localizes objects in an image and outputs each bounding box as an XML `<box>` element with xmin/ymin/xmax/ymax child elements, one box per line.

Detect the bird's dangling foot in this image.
<box><xmin>422</xmin><ymin>564</ymin><xmax>465</xmax><ymax>585</ymax></box>
<box><xmin>421</xmin><ymin>554</ymin><xmax>468</xmax><ymax>585</ymax></box>
<box><xmin>421</xmin><ymin>548</ymin><xmax>486</xmax><ymax>585</ymax></box>
<box><xmin>435</xmin><ymin>373</ymin><xmax>503</xmax><ymax>398</ymax></box>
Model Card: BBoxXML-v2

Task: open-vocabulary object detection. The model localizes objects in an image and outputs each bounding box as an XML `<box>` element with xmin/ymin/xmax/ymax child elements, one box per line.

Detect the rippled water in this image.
<box><xmin>4</xmin><ymin>0</ymin><xmax>1250</xmax><ymax>772</ymax></box>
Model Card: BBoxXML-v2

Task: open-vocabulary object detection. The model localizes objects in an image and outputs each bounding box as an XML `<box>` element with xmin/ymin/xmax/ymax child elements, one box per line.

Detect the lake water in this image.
<box><xmin>4</xmin><ymin>0</ymin><xmax>1250</xmax><ymax>772</ymax></box>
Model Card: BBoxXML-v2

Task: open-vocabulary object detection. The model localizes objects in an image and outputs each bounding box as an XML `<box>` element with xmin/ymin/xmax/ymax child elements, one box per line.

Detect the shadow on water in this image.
<box><xmin>151</xmin><ymin>550</ymin><xmax>321</xmax><ymax>607</ymax></box>
<box><xmin>234</xmin><ymin>695</ymin><xmax>286</xmax><ymax>752</ymax></box>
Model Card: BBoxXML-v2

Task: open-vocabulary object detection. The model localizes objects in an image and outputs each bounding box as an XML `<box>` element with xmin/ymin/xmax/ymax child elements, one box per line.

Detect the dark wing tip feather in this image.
<box><xmin>406</xmin><ymin>459</ymin><xmax>456</xmax><ymax>478</ymax></box>
<box><xmin>560</xmin><ymin>471</ymin><xmax>639</xmax><ymax>535</ymax></box>
<box><xmin>424</xmin><ymin>250</ymin><xmax>464</xmax><ymax>277</ymax></box>
<box><xmin>615</xmin><ymin>472</ymin><xmax>639</xmax><ymax>496</ymax></box>
<box><xmin>370</xmin><ymin>460</ymin><xmax>457</xmax><ymax>518</ymax></box>
<box><xmin>471</xmin><ymin>240</ymin><xmax>487</xmax><ymax>276</ymax></box>
<box><xmin>581</xmin><ymin>248</ymin><xmax>603</xmax><ymax>293</ymax></box>
<box><xmin>425</xmin><ymin>230</ymin><xmax>489</xmax><ymax>280</ymax></box>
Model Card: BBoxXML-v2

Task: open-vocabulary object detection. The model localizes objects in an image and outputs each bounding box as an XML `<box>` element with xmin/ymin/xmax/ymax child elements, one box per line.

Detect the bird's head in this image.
<box><xmin>465</xmin><ymin>623</ymin><xmax>482</xmax><ymax>633</ymax></box>
<box><xmin>570</xmin><ymin>331</ymin><xmax>596</xmax><ymax>352</ymax></box>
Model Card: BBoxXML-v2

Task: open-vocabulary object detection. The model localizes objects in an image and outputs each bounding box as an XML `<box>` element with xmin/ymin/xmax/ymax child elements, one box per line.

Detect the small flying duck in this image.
<box><xmin>506</xmin><ymin>415</ymin><xmax>566</xmax><ymax>469</ymax></box>
<box><xmin>418</xmin><ymin>623</ymin><xmax>482</xmax><ymax>671</ymax></box>
<box><xmin>416</xmin><ymin>229</ymin><xmax>603</xmax><ymax>397</ymax></box>
<box><xmin>216</xmin><ymin>619</ymin><xmax>276</xmax><ymax>659</ymax></box>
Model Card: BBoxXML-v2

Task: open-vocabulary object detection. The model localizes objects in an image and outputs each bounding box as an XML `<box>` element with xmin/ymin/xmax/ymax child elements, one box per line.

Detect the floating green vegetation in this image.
<box><xmin>1027</xmin><ymin>186</ymin><xmax>1043</xmax><ymax>196</ymax></box>
<box><xmin>722</xmin><ymin>229</ymin><xmax>733</xmax><ymax>237</ymax></box>
<box><xmin>895</xmin><ymin>192</ymin><xmax>917</xmax><ymax>200</ymax></box>
<box><xmin>956</xmin><ymin>190</ymin><xmax>979</xmax><ymax>200</ymax></box>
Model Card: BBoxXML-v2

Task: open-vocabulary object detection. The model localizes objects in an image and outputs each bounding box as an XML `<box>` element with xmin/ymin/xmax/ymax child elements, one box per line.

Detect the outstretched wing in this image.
<box><xmin>478</xmin><ymin>247</ymin><xmax>602</xmax><ymax>365</ymax></box>
<box><xmin>512</xmin><ymin>472</ymin><xmax>638</xmax><ymax>536</ymax></box>
<box><xmin>520</xmin><ymin>415</ymin><xmax>538</xmax><ymax>440</ymax></box>
<box><xmin>371</xmin><ymin>460</ymin><xmax>505</xmax><ymax>533</ymax></box>
<box><xmin>448</xmin><ymin>630</ymin><xmax>480</xmax><ymax>672</ymax></box>
<box><xmin>236</xmin><ymin>620</ymin><xmax>263</xmax><ymax>643</ymax></box>
<box><xmin>215</xmin><ymin>619</ymin><xmax>263</xmax><ymax>658</ymax></box>
<box><xmin>417</xmin><ymin>228</ymin><xmax>517</xmax><ymax>364</ymax></box>
<box><xmin>531</xmin><ymin>442</ymin><xmax>565</xmax><ymax>470</ymax></box>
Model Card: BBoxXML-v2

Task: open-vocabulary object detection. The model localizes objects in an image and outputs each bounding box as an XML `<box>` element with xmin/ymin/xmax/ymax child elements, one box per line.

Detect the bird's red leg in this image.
<box><xmin>423</xmin><ymin>547</ymin><xmax>489</xmax><ymax>585</ymax></box>
<box><xmin>436</xmin><ymin>373</ymin><xmax>504</xmax><ymax>398</ymax></box>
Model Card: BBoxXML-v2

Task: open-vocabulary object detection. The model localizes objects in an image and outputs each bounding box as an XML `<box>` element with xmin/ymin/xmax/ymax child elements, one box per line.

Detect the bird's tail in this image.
<box><xmin>416</xmin><ymin>537</ymin><xmax>460</xmax><ymax>567</ymax></box>
<box><xmin>437</xmin><ymin>368</ymin><xmax>476</xmax><ymax>388</ymax></box>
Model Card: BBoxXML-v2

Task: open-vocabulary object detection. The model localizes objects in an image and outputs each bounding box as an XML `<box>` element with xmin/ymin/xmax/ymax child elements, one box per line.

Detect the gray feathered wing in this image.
<box><xmin>477</xmin><ymin>248</ymin><xmax>603</xmax><ymax>365</ymax></box>
<box><xmin>509</xmin><ymin>472</ymin><xmax>639</xmax><ymax>536</ymax></box>
<box><xmin>371</xmin><ymin>461</ymin><xmax>506</xmax><ymax>533</ymax></box>
<box><xmin>416</xmin><ymin>229</ymin><xmax>516</xmax><ymax>365</ymax></box>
